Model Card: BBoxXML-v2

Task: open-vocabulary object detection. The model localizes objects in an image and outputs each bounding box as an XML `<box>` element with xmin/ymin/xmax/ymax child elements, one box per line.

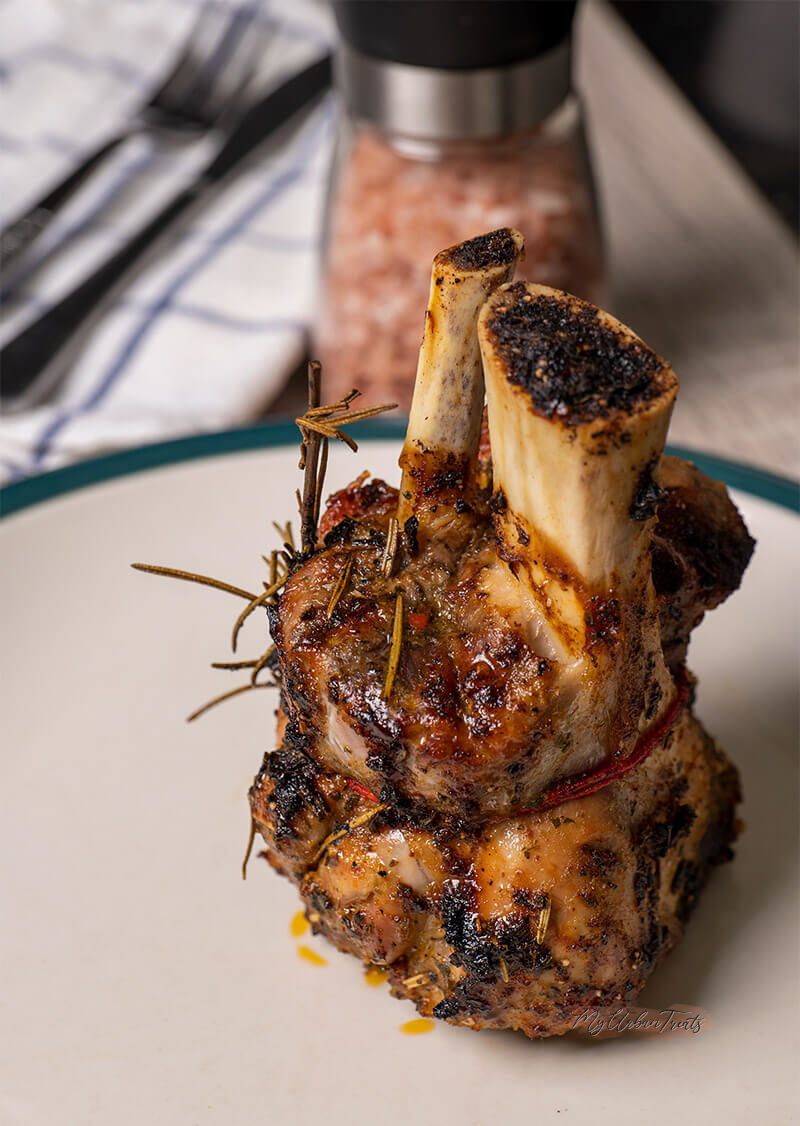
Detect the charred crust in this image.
<box><xmin>266</xmin><ymin>600</ymin><xmax>282</xmax><ymax>643</ymax></box>
<box><xmin>650</xmin><ymin>541</ymin><xmax>685</xmax><ymax>596</ymax></box>
<box><xmin>308</xmin><ymin>888</ymin><xmax>332</xmax><ymax>915</ymax></box>
<box><xmin>655</xmin><ymin>479</ymin><xmax>755</xmax><ymax>594</ymax></box>
<box><xmin>512</xmin><ymin>888</ymin><xmax>548</xmax><ymax>912</ymax></box>
<box><xmin>672</xmin><ymin>755</ymin><xmax>741</xmax><ymax>922</ymax></box>
<box><xmin>440</xmin><ymin>879</ymin><xmax>500</xmax><ymax>980</ymax></box>
<box><xmin>488</xmin><ymin>490</ymin><xmax>507</xmax><ymax>514</ymax></box>
<box><xmin>652</xmin><ymin>462</ymin><xmax>755</xmax><ymax>666</ymax></box>
<box><xmin>400</xmin><ymin>449</ymin><xmax>471</xmax><ymax>500</ymax></box>
<box><xmin>579</xmin><ymin>843</ymin><xmax>621</xmax><ymax>877</ymax></box>
<box><xmin>318</xmin><ymin>477</ymin><xmax>398</xmax><ymax>543</ymax></box>
<box><xmin>265</xmin><ymin>746</ymin><xmax>327</xmax><ymax>839</ymax></box>
<box><xmin>323</xmin><ymin>516</ymin><xmax>357</xmax><ymax>548</ymax></box>
<box><xmin>584</xmin><ymin>596</ymin><xmax>621</xmax><ymax>648</ymax></box>
<box><xmin>439</xmin><ymin>228</ymin><xmax>519</xmax><ymax>273</ymax></box>
<box><xmin>404</xmin><ymin>515</ymin><xmax>419</xmax><ymax>555</ymax></box>
<box><xmin>630</xmin><ymin>460</ymin><xmax>667</xmax><ymax>521</ymax></box>
<box><xmin>485</xmin><ymin>285</ymin><xmax>672</xmax><ymax>424</ymax></box>
<box><xmin>433</xmin><ymin>981</ymin><xmax>494</xmax><ymax>1022</ymax></box>
<box><xmin>637</xmin><ymin>798</ymin><xmax>696</xmax><ymax>862</ymax></box>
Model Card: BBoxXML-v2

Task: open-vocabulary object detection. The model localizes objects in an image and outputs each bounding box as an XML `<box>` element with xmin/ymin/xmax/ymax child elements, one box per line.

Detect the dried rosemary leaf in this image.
<box><xmin>272</xmin><ymin>520</ymin><xmax>295</xmax><ymax>552</ymax></box>
<box><xmin>383</xmin><ymin>592</ymin><xmax>404</xmax><ymax>699</ymax></box>
<box><xmin>131</xmin><ymin>563</ymin><xmax>256</xmax><ymax>602</ymax></box>
<box><xmin>241</xmin><ymin>816</ymin><xmax>257</xmax><ymax>880</ymax></box>
<box><xmin>313</xmin><ymin>436</ymin><xmax>329</xmax><ymax>529</ymax></box>
<box><xmin>312</xmin><ymin>804</ymin><xmax>388</xmax><ymax>865</ymax></box>
<box><xmin>326</xmin><ymin>555</ymin><xmax>353</xmax><ymax>619</ymax></box>
<box><xmin>250</xmin><ymin>645</ymin><xmax>276</xmax><ymax>686</ymax></box>
<box><xmin>380</xmin><ymin>517</ymin><xmax>399</xmax><ymax>579</ymax></box>
<box><xmin>186</xmin><ymin>682</ymin><xmax>270</xmax><ymax>723</ymax></box>
<box><xmin>535</xmin><ymin>897</ymin><xmax>552</xmax><ymax>945</ymax></box>
<box><xmin>231</xmin><ymin>573</ymin><xmax>288</xmax><ymax>652</ymax></box>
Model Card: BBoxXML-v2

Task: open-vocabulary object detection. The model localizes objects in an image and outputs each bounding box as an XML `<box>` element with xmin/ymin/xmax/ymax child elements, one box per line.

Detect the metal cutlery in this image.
<box><xmin>0</xmin><ymin>0</ymin><xmax>267</xmax><ymax>294</ymax></box>
<box><xmin>0</xmin><ymin>55</ymin><xmax>333</xmax><ymax>413</ymax></box>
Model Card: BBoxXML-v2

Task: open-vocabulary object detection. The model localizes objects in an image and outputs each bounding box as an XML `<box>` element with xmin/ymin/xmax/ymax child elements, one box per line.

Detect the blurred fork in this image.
<box><xmin>0</xmin><ymin>0</ymin><xmax>268</xmax><ymax>294</ymax></box>
<box><xmin>0</xmin><ymin>54</ymin><xmax>332</xmax><ymax>413</ymax></box>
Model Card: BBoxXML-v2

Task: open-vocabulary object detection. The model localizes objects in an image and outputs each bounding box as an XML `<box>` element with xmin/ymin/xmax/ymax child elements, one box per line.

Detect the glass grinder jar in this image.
<box><xmin>316</xmin><ymin>0</ymin><xmax>605</xmax><ymax>410</ymax></box>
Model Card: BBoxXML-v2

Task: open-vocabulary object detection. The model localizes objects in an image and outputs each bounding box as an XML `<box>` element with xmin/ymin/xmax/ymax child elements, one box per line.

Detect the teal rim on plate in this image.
<box><xmin>1</xmin><ymin>418</ymin><xmax>798</xmax><ymax>519</ymax></box>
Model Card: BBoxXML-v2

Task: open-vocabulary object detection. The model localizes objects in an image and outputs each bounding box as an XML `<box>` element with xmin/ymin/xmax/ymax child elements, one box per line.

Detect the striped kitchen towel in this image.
<box><xmin>0</xmin><ymin>0</ymin><xmax>335</xmax><ymax>484</ymax></box>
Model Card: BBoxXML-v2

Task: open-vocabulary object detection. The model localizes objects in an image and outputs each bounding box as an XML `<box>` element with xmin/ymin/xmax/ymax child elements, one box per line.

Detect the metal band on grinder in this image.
<box><xmin>335</xmin><ymin>39</ymin><xmax>572</xmax><ymax>140</ymax></box>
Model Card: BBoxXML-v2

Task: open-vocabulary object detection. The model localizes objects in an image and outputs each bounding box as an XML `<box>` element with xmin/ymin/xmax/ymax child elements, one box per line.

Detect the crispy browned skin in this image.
<box><xmin>270</xmin><ymin>458</ymin><xmax>751</xmax><ymax>819</ymax></box>
<box><xmin>653</xmin><ymin>456</ymin><xmax>755</xmax><ymax>668</ymax></box>
<box><xmin>251</xmin><ymin>709</ymin><xmax>739</xmax><ymax>1038</ymax></box>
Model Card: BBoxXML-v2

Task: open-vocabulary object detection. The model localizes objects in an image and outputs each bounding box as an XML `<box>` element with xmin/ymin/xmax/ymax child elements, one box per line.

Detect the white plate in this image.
<box><xmin>1</xmin><ymin>435</ymin><xmax>797</xmax><ymax>1125</ymax></box>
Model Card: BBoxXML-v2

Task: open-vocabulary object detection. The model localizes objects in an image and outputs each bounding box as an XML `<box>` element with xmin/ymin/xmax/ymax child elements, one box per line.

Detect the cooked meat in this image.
<box><xmin>245</xmin><ymin>230</ymin><xmax>751</xmax><ymax>1038</ymax></box>
<box><xmin>251</xmin><ymin>709</ymin><xmax>739</xmax><ymax>1038</ymax></box>
<box><xmin>271</xmin><ymin>263</ymin><xmax>749</xmax><ymax>820</ymax></box>
<box><xmin>653</xmin><ymin>456</ymin><xmax>755</xmax><ymax>668</ymax></box>
<box><xmin>273</xmin><ymin>455</ymin><xmax>750</xmax><ymax>821</ymax></box>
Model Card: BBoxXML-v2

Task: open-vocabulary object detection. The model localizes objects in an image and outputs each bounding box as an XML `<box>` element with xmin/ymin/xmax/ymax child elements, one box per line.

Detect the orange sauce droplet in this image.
<box><xmin>365</xmin><ymin>966</ymin><xmax>388</xmax><ymax>987</ymax></box>
<box><xmin>290</xmin><ymin>910</ymin><xmax>309</xmax><ymax>938</ymax></box>
<box><xmin>297</xmin><ymin>944</ymin><xmax>328</xmax><ymax>967</ymax></box>
<box><xmin>400</xmin><ymin>1018</ymin><xmax>434</xmax><ymax>1036</ymax></box>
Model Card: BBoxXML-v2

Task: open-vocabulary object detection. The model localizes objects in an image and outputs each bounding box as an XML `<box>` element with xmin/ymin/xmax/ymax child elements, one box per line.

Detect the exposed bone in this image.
<box><xmin>272</xmin><ymin>250</ymin><xmax>699</xmax><ymax>822</ymax></box>
<box><xmin>479</xmin><ymin>282</ymin><xmax>678</xmax><ymax>651</ymax></box>
<box><xmin>398</xmin><ymin>228</ymin><xmax>524</xmax><ymax>524</ymax></box>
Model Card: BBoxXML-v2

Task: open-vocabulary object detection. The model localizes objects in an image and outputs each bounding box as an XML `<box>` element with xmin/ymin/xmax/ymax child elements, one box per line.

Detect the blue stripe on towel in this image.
<box><xmin>167</xmin><ymin>303</ymin><xmax>306</xmax><ymax>333</ymax></box>
<box><xmin>29</xmin><ymin>98</ymin><xmax>333</xmax><ymax>468</ymax></box>
<box><xmin>0</xmin><ymin>142</ymin><xmax>158</xmax><ymax>303</ymax></box>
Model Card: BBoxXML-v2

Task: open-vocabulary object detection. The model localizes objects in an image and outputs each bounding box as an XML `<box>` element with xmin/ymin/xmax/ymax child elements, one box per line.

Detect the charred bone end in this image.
<box><xmin>399</xmin><ymin>228</ymin><xmax>524</xmax><ymax>522</ymax></box>
<box><xmin>436</xmin><ymin>228</ymin><xmax>525</xmax><ymax>274</ymax></box>
<box><xmin>479</xmin><ymin>283</ymin><xmax>678</xmax><ymax>598</ymax></box>
<box><xmin>482</xmin><ymin>282</ymin><xmax>675</xmax><ymax>426</ymax></box>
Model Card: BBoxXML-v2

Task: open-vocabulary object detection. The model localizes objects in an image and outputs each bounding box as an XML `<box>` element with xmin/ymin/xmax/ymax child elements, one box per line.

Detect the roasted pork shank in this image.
<box><xmin>249</xmin><ymin>229</ymin><xmax>751</xmax><ymax>1037</ymax></box>
<box><xmin>252</xmin><ymin>709</ymin><xmax>739</xmax><ymax>1039</ymax></box>
<box><xmin>270</xmin><ymin>232</ymin><xmax>750</xmax><ymax>819</ymax></box>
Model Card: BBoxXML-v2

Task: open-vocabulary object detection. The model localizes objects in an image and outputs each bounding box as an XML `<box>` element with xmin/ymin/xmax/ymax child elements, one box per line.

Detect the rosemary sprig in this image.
<box><xmin>131</xmin><ymin>563</ymin><xmax>256</xmax><ymax>602</ymax></box>
<box><xmin>272</xmin><ymin>520</ymin><xmax>295</xmax><ymax>552</ymax></box>
<box><xmin>313</xmin><ymin>436</ymin><xmax>329</xmax><ymax>528</ymax></box>
<box><xmin>306</xmin><ymin>389</ymin><xmax>359</xmax><ymax>417</ymax></box>
<box><xmin>383</xmin><ymin>591</ymin><xmax>404</xmax><ymax>699</ymax></box>
<box><xmin>242</xmin><ymin>816</ymin><xmax>257</xmax><ymax>880</ymax></box>
<box><xmin>298</xmin><ymin>361</ymin><xmax>324</xmax><ymax>551</ymax></box>
<box><xmin>186</xmin><ymin>681</ymin><xmax>270</xmax><ymax>723</ymax></box>
<box><xmin>295</xmin><ymin>372</ymin><xmax>396</xmax><ymax>553</ymax></box>
<box><xmin>231</xmin><ymin>572</ymin><xmax>289</xmax><ymax>652</ymax></box>
<box><xmin>250</xmin><ymin>645</ymin><xmax>276</xmax><ymax>686</ymax></box>
<box><xmin>262</xmin><ymin>550</ymin><xmax>278</xmax><ymax>588</ymax></box>
<box><xmin>380</xmin><ymin>517</ymin><xmax>399</xmax><ymax>579</ymax></box>
<box><xmin>297</xmin><ymin>404</ymin><xmax>397</xmax><ymax>451</ymax></box>
<box><xmin>327</xmin><ymin>555</ymin><xmax>354</xmax><ymax>619</ymax></box>
<box><xmin>535</xmin><ymin>896</ymin><xmax>552</xmax><ymax>945</ymax></box>
<box><xmin>313</xmin><ymin>804</ymin><xmax>388</xmax><ymax>865</ymax></box>
<box><xmin>403</xmin><ymin>973</ymin><xmax>426</xmax><ymax>989</ymax></box>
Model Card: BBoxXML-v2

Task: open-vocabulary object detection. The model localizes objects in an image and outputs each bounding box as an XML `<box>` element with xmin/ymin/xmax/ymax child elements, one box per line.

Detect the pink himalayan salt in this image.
<box><xmin>316</xmin><ymin>124</ymin><xmax>604</xmax><ymax>411</ymax></box>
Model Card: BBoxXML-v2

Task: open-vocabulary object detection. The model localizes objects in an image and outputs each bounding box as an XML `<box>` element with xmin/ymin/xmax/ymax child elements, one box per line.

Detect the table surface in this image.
<box><xmin>271</xmin><ymin>2</ymin><xmax>799</xmax><ymax>481</ymax></box>
<box><xmin>577</xmin><ymin>1</ymin><xmax>798</xmax><ymax>479</ymax></box>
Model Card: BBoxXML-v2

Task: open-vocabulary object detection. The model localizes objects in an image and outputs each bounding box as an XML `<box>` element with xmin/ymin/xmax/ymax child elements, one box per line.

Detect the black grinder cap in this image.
<box><xmin>332</xmin><ymin>1</ymin><xmax>576</xmax><ymax>71</ymax></box>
